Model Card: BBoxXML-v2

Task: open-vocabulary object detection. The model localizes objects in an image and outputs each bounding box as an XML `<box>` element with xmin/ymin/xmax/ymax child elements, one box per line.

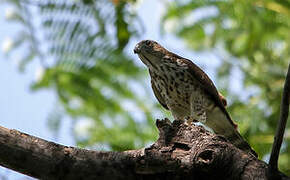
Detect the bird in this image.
<box><xmin>134</xmin><ymin>40</ymin><xmax>257</xmax><ymax>157</ymax></box>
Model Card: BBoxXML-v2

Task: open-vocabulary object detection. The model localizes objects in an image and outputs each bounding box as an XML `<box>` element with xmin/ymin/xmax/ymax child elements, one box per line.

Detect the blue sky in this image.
<box><xmin>0</xmin><ymin>0</ymin><xmax>225</xmax><ymax>179</ymax></box>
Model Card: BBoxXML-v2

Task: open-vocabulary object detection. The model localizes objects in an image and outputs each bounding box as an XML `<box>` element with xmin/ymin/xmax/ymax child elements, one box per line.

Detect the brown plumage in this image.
<box><xmin>134</xmin><ymin>40</ymin><xmax>257</xmax><ymax>157</ymax></box>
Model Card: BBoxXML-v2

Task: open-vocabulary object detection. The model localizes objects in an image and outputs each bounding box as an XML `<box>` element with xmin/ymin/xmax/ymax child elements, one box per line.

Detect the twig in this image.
<box><xmin>269</xmin><ymin>63</ymin><xmax>290</xmax><ymax>171</ymax></box>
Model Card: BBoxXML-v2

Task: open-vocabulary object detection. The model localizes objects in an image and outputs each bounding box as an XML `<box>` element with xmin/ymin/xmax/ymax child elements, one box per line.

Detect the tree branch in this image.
<box><xmin>0</xmin><ymin>119</ymin><xmax>289</xmax><ymax>180</ymax></box>
<box><xmin>269</xmin><ymin>63</ymin><xmax>290</xmax><ymax>172</ymax></box>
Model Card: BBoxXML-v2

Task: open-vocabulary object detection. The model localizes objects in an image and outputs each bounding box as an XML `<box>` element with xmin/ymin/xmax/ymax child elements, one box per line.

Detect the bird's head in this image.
<box><xmin>134</xmin><ymin>40</ymin><xmax>178</xmax><ymax>70</ymax></box>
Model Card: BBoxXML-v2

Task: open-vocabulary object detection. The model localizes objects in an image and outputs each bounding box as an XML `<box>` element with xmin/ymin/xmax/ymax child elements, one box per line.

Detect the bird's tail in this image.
<box><xmin>224</xmin><ymin>127</ymin><xmax>258</xmax><ymax>157</ymax></box>
<box><xmin>206</xmin><ymin>107</ymin><xmax>258</xmax><ymax>157</ymax></box>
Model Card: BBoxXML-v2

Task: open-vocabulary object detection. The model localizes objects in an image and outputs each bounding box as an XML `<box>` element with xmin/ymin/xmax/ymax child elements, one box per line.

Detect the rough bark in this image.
<box><xmin>0</xmin><ymin>119</ymin><xmax>289</xmax><ymax>180</ymax></box>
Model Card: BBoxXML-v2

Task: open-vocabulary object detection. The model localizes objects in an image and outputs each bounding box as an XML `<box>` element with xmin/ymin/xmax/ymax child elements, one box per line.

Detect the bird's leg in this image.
<box><xmin>186</xmin><ymin>116</ymin><xmax>199</xmax><ymax>125</ymax></box>
<box><xmin>172</xmin><ymin>113</ymin><xmax>186</xmax><ymax>122</ymax></box>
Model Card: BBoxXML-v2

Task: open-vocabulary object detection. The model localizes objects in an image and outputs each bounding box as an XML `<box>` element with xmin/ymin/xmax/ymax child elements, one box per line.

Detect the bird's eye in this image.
<box><xmin>145</xmin><ymin>40</ymin><xmax>151</xmax><ymax>46</ymax></box>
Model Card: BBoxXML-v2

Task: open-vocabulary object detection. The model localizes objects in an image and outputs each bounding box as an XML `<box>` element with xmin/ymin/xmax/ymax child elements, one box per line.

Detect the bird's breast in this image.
<box><xmin>151</xmin><ymin>64</ymin><xmax>199</xmax><ymax>113</ymax></box>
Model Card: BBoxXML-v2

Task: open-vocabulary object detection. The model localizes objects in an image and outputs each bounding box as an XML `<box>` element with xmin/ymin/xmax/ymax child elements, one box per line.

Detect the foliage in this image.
<box><xmin>2</xmin><ymin>0</ymin><xmax>290</xmax><ymax>175</ymax></box>
<box><xmin>2</xmin><ymin>0</ymin><xmax>158</xmax><ymax>151</ymax></box>
<box><xmin>162</xmin><ymin>0</ymin><xmax>290</xmax><ymax>174</ymax></box>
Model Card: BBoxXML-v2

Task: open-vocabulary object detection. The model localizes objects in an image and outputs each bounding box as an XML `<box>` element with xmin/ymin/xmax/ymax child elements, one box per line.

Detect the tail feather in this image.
<box><xmin>206</xmin><ymin>106</ymin><xmax>258</xmax><ymax>157</ymax></box>
<box><xmin>226</xmin><ymin>128</ymin><xmax>258</xmax><ymax>157</ymax></box>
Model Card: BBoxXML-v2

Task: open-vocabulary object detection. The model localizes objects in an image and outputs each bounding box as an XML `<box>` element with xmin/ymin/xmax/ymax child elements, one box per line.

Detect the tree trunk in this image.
<box><xmin>0</xmin><ymin>119</ymin><xmax>288</xmax><ymax>180</ymax></box>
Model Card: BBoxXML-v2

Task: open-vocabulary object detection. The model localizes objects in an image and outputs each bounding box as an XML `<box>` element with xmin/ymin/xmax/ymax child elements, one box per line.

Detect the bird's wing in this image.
<box><xmin>149</xmin><ymin>70</ymin><xmax>169</xmax><ymax>110</ymax></box>
<box><xmin>182</xmin><ymin>59</ymin><xmax>256</xmax><ymax>156</ymax></box>
<box><xmin>180</xmin><ymin>57</ymin><xmax>237</xmax><ymax>128</ymax></box>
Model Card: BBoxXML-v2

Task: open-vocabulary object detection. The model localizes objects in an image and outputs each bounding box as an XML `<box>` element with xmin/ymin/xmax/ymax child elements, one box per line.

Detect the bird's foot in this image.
<box><xmin>186</xmin><ymin>116</ymin><xmax>198</xmax><ymax>125</ymax></box>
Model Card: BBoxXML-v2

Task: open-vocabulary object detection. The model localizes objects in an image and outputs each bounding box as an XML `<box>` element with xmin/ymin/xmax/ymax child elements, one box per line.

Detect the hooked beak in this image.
<box><xmin>134</xmin><ymin>44</ymin><xmax>141</xmax><ymax>54</ymax></box>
